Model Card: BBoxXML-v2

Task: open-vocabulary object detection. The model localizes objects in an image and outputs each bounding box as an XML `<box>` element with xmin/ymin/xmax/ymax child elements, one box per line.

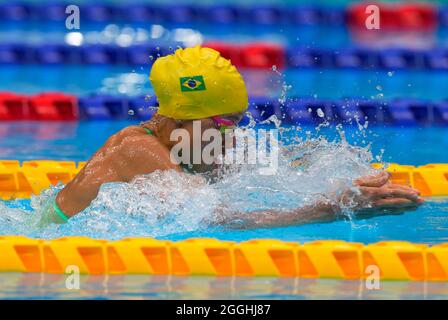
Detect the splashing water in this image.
<box><xmin>0</xmin><ymin>122</ymin><xmax>379</xmax><ymax>240</ymax></box>
<box><xmin>271</xmin><ymin>65</ymin><xmax>292</xmax><ymax>106</ymax></box>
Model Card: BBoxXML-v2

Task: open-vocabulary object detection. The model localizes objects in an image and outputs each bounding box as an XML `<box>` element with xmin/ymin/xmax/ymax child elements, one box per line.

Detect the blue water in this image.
<box><xmin>3</xmin><ymin>66</ymin><xmax>448</xmax><ymax>101</ymax></box>
<box><xmin>1</xmin><ymin>121</ymin><xmax>447</xmax><ymax>244</ymax></box>
<box><xmin>1</xmin><ymin>15</ymin><xmax>448</xmax><ymax>300</ymax></box>
<box><xmin>1</xmin><ymin>121</ymin><xmax>447</xmax><ymax>166</ymax></box>
<box><xmin>1</xmin><ymin>273</ymin><xmax>448</xmax><ymax>300</ymax></box>
<box><xmin>3</xmin><ymin>17</ymin><xmax>448</xmax><ymax>49</ymax></box>
<box><xmin>0</xmin><ymin>24</ymin><xmax>350</xmax><ymax>48</ymax></box>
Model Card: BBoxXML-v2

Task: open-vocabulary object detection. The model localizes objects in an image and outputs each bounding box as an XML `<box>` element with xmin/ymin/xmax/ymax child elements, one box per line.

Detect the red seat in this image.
<box><xmin>28</xmin><ymin>93</ymin><xmax>79</xmax><ymax>120</ymax></box>
<box><xmin>240</xmin><ymin>43</ymin><xmax>285</xmax><ymax>69</ymax></box>
<box><xmin>347</xmin><ymin>3</ymin><xmax>437</xmax><ymax>31</ymax></box>
<box><xmin>205</xmin><ymin>42</ymin><xmax>285</xmax><ymax>69</ymax></box>
<box><xmin>203</xmin><ymin>41</ymin><xmax>243</xmax><ymax>67</ymax></box>
<box><xmin>0</xmin><ymin>92</ymin><xmax>29</xmax><ymax>120</ymax></box>
<box><xmin>399</xmin><ymin>4</ymin><xmax>437</xmax><ymax>30</ymax></box>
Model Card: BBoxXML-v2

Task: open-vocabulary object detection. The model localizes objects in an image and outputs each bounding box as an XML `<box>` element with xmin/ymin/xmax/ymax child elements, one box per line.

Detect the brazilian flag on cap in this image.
<box><xmin>149</xmin><ymin>46</ymin><xmax>248</xmax><ymax>120</ymax></box>
<box><xmin>180</xmin><ymin>75</ymin><xmax>206</xmax><ymax>92</ymax></box>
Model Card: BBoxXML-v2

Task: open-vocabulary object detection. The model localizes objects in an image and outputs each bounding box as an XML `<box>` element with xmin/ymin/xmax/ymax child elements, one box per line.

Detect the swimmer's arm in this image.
<box><xmin>214</xmin><ymin>195</ymin><xmax>421</xmax><ymax>229</ymax></box>
<box><xmin>213</xmin><ymin>172</ymin><xmax>423</xmax><ymax>229</ymax></box>
<box><xmin>213</xmin><ymin>201</ymin><xmax>341</xmax><ymax>229</ymax></box>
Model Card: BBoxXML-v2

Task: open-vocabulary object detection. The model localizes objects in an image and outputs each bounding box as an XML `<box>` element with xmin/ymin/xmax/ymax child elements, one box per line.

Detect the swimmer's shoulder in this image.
<box><xmin>114</xmin><ymin>126</ymin><xmax>161</xmax><ymax>149</ymax></box>
<box><xmin>112</xmin><ymin>125</ymin><xmax>158</xmax><ymax>143</ymax></box>
<box><xmin>117</xmin><ymin>126</ymin><xmax>180</xmax><ymax>173</ymax></box>
<box><xmin>101</xmin><ymin>126</ymin><xmax>160</xmax><ymax>157</ymax></box>
<box><xmin>119</xmin><ymin>125</ymin><xmax>151</xmax><ymax>136</ymax></box>
<box><xmin>118</xmin><ymin>125</ymin><xmax>171</xmax><ymax>154</ymax></box>
<box><xmin>103</xmin><ymin>126</ymin><xmax>143</xmax><ymax>147</ymax></box>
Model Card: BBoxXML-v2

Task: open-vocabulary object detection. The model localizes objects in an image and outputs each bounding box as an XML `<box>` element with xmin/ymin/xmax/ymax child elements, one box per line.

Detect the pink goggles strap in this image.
<box><xmin>211</xmin><ymin>116</ymin><xmax>236</xmax><ymax>127</ymax></box>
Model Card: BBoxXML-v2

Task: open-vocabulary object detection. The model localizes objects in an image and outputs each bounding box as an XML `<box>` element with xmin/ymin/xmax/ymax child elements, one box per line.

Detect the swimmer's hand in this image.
<box><xmin>211</xmin><ymin>171</ymin><xmax>424</xmax><ymax>229</ymax></box>
<box><xmin>345</xmin><ymin>171</ymin><xmax>424</xmax><ymax>211</ymax></box>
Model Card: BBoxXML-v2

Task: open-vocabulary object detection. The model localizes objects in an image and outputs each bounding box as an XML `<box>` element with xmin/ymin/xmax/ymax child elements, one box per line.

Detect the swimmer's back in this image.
<box><xmin>56</xmin><ymin>125</ymin><xmax>180</xmax><ymax>216</ymax></box>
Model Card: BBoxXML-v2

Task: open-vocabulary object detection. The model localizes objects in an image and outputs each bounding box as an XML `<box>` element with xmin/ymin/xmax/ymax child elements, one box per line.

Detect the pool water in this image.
<box><xmin>0</xmin><ymin>124</ymin><xmax>447</xmax><ymax>300</ymax></box>
<box><xmin>1</xmin><ymin>8</ymin><xmax>448</xmax><ymax>300</ymax></box>
<box><xmin>1</xmin><ymin>121</ymin><xmax>448</xmax><ymax>164</ymax></box>
<box><xmin>1</xmin><ymin>273</ymin><xmax>448</xmax><ymax>300</ymax></box>
<box><xmin>3</xmin><ymin>66</ymin><xmax>448</xmax><ymax>101</ymax></box>
<box><xmin>0</xmin><ymin>121</ymin><xmax>447</xmax><ymax>244</ymax></box>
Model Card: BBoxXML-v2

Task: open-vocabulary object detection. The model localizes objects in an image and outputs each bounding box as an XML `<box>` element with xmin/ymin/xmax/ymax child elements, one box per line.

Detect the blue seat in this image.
<box><xmin>126</xmin><ymin>45</ymin><xmax>155</xmax><ymax>66</ymax></box>
<box><xmin>287</xmin><ymin>47</ymin><xmax>332</xmax><ymax>68</ymax></box>
<box><xmin>81</xmin><ymin>45</ymin><xmax>122</xmax><ymax>65</ymax></box>
<box><xmin>357</xmin><ymin>100</ymin><xmax>384</xmax><ymax>124</ymax></box>
<box><xmin>127</xmin><ymin>45</ymin><xmax>174</xmax><ymax>65</ymax></box>
<box><xmin>79</xmin><ymin>96</ymin><xmax>112</xmax><ymax>120</ymax></box>
<box><xmin>205</xmin><ymin>5</ymin><xmax>240</xmax><ymax>24</ymax></box>
<box><xmin>126</xmin><ymin>43</ymin><xmax>175</xmax><ymax>65</ymax></box>
<box><xmin>128</xmin><ymin>96</ymin><xmax>158</xmax><ymax>120</ymax></box>
<box><xmin>333</xmin><ymin>49</ymin><xmax>364</xmax><ymax>69</ymax></box>
<box><xmin>438</xmin><ymin>6</ymin><xmax>448</xmax><ymax>28</ymax></box>
<box><xmin>333</xmin><ymin>48</ymin><xmax>379</xmax><ymax>69</ymax></box>
<box><xmin>166</xmin><ymin>5</ymin><xmax>199</xmax><ymax>24</ymax></box>
<box><xmin>434</xmin><ymin>101</ymin><xmax>448</xmax><ymax>124</ymax></box>
<box><xmin>426</xmin><ymin>49</ymin><xmax>448</xmax><ymax>71</ymax></box>
<box><xmin>0</xmin><ymin>3</ymin><xmax>31</xmax><ymax>21</ymax></box>
<box><xmin>0</xmin><ymin>44</ymin><xmax>29</xmax><ymax>64</ymax></box>
<box><xmin>124</xmin><ymin>4</ymin><xmax>167</xmax><ymax>23</ymax></box>
<box><xmin>156</xmin><ymin>45</ymin><xmax>175</xmax><ymax>60</ymax></box>
<box><xmin>36</xmin><ymin>3</ymin><xmax>66</xmax><ymax>21</ymax></box>
<box><xmin>379</xmin><ymin>49</ymin><xmax>426</xmax><ymax>70</ymax></box>
<box><xmin>332</xmin><ymin>99</ymin><xmax>364</xmax><ymax>123</ymax></box>
<box><xmin>359</xmin><ymin>49</ymin><xmax>381</xmax><ymax>69</ymax></box>
<box><xmin>80</xmin><ymin>4</ymin><xmax>117</xmax><ymax>22</ymax></box>
<box><xmin>245</xmin><ymin>97</ymin><xmax>278</xmax><ymax>123</ymax></box>
<box><xmin>282</xmin><ymin>99</ymin><xmax>315</xmax><ymax>124</ymax></box>
<box><xmin>385</xmin><ymin>99</ymin><xmax>419</xmax><ymax>125</ymax></box>
<box><xmin>406</xmin><ymin>99</ymin><xmax>433</xmax><ymax>124</ymax></box>
<box><xmin>379</xmin><ymin>50</ymin><xmax>408</xmax><ymax>70</ymax></box>
<box><xmin>288</xmin><ymin>6</ymin><xmax>322</xmax><ymax>25</ymax></box>
<box><xmin>290</xmin><ymin>98</ymin><xmax>334</xmax><ymax>123</ymax></box>
<box><xmin>403</xmin><ymin>50</ymin><xmax>427</xmax><ymax>69</ymax></box>
<box><xmin>79</xmin><ymin>95</ymin><xmax>129</xmax><ymax>120</ymax></box>
<box><xmin>320</xmin><ymin>6</ymin><xmax>346</xmax><ymax>26</ymax></box>
<box><xmin>33</xmin><ymin>44</ymin><xmax>70</xmax><ymax>64</ymax></box>
<box><xmin>308</xmin><ymin>48</ymin><xmax>333</xmax><ymax>68</ymax></box>
<box><xmin>286</xmin><ymin>48</ymin><xmax>315</xmax><ymax>68</ymax></box>
<box><xmin>250</xmin><ymin>6</ymin><xmax>286</xmax><ymax>25</ymax></box>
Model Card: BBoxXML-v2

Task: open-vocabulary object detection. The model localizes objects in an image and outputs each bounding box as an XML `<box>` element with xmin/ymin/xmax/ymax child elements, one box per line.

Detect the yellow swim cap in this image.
<box><xmin>149</xmin><ymin>46</ymin><xmax>248</xmax><ymax>120</ymax></box>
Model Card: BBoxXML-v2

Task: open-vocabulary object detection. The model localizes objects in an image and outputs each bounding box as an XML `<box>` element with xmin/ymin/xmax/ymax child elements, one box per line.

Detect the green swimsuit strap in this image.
<box><xmin>143</xmin><ymin>127</ymin><xmax>154</xmax><ymax>135</ymax></box>
<box><xmin>53</xmin><ymin>200</ymin><xmax>69</xmax><ymax>222</ymax></box>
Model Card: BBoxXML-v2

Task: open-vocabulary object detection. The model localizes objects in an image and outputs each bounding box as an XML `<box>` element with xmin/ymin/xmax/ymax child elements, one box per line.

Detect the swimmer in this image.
<box><xmin>41</xmin><ymin>46</ymin><xmax>423</xmax><ymax>227</ymax></box>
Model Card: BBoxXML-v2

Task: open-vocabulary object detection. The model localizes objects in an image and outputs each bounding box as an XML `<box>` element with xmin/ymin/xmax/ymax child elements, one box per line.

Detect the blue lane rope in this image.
<box><xmin>1</xmin><ymin>92</ymin><xmax>447</xmax><ymax>125</ymax></box>
<box><xmin>2</xmin><ymin>42</ymin><xmax>448</xmax><ymax>72</ymax></box>
<box><xmin>2</xmin><ymin>3</ymin><xmax>448</xmax><ymax>28</ymax></box>
<box><xmin>73</xmin><ymin>94</ymin><xmax>448</xmax><ymax>125</ymax></box>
